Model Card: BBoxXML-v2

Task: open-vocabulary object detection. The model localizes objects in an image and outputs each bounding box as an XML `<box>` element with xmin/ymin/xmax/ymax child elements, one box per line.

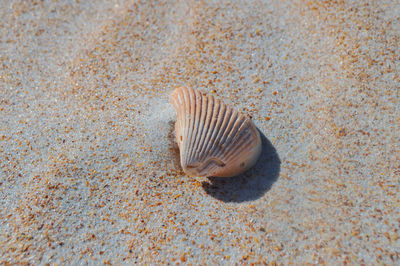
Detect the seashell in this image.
<box><xmin>170</xmin><ymin>87</ymin><xmax>262</xmax><ymax>177</ymax></box>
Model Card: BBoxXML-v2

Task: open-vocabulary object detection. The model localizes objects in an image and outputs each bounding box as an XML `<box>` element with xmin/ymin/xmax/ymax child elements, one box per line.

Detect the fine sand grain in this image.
<box><xmin>1</xmin><ymin>0</ymin><xmax>399</xmax><ymax>264</ymax></box>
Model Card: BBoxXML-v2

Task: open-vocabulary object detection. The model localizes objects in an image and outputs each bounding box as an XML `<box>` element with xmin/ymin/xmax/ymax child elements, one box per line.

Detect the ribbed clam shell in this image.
<box><xmin>170</xmin><ymin>87</ymin><xmax>262</xmax><ymax>177</ymax></box>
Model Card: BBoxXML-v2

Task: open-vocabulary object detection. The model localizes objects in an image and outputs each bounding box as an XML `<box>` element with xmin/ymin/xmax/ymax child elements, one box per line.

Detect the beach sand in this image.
<box><xmin>1</xmin><ymin>0</ymin><xmax>399</xmax><ymax>264</ymax></box>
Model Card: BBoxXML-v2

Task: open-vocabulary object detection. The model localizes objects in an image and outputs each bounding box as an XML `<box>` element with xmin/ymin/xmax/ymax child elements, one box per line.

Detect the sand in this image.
<box><xmin>0</xmin><ymin>0</ymin><xmax>399</xmax><ymax>264</ymax></box>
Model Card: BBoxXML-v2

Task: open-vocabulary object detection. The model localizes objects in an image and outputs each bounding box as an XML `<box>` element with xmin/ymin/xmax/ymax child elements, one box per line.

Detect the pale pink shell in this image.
<box><xmin>170</xmin><ymin>87</ymin><xmax>262</xmax><ymax>177</ymax></box>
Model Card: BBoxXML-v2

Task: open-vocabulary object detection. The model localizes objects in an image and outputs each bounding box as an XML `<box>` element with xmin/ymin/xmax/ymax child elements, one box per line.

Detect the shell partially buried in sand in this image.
<box><xmin>170</xmin><ymin>87</ymin><xmax>262</xmax><ymax>177</ymax></box>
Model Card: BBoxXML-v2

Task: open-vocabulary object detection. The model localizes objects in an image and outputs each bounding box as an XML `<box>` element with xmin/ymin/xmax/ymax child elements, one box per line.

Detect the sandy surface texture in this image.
<box><xmin>1</xmin><ymin>0</ymin><xmax>399</xmax><ymax>264</ymax></box>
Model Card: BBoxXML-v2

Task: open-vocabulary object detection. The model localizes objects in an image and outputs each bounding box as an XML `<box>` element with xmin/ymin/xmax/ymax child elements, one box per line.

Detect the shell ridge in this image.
<box><xmin>185</xmin><ymin>87</ymin><xmax>197</xmax><ymax>167</ymax></box>
<box><xmin>222</xmin><ymin>118</ymin><xmax>250</xmax><ymax>156</ymax></box>
<box><xmin>224</xmin><ymin>130</ymin><xmax>253</xmax><ymax>163</ymax></box>
<box><xmin>213</xmin><ymin>118</ymin><xmax>243</xmax><ymax>162</ymax></box>
<box><xmin>182</xmin><ymin>87</ymin><xmax>192</xmax><ymax>167</ymax></box>
<box><xmin>199</xmin><ymin>99</ymin><xmax>223</xmax><ymax>162</ymax></box>
<box><xmin>178</xmin><ymin>88</ymin><xmax>187</xmax><ymax>164</ymax></box>
<box><xmin>195</xmin><ymin>95</ymin><xmax>213</xmax><ymax>163</ymax></box>
<box><xmin>191</xmin><ymin>93</ymin><xmax>209</xmax><ymax>163</ymax></box>
<box><xmin>197</xmin><ymin>96</ymin><xmax>218</xmax><ymax>162</ymax></box>
<box><xmin>187</xmin><ymin>89</ymin><xmax>203</xmax><ymax>164</ymax></box>
<box><xmin>225</xmin><ymin>115</ymin><xmax>247</xmax><ymax>150</ymax></box>
<box><xmin>175</xmin><ymin>90</ymin><xmax>185</xmax><ymax>136</ymax></box>
<box><xmin>229</xmin><ymin>119</ymin><xmax>252</xmax><ymax>147</ymax></box>
<box><xmin>213</xmin><ymin>109</ymin><xmax>240</xmax><ymax>160</ymax></box>
<box><xmin>172</xmin><ymin>89</ymin><xmax>184</xmax><ymax>149</ymax></box>
<box><xmin>227</xmin><ymin>123</ymin><xmax>261</xmax><ymax>165</ymax></box>
<box><xmin>227</xmin><ymin>136</ymin><xmax>258</xmax><ymax>170</ymax></box>
<box><xmin>202</xmin><ymin>101</ymin><xmax>227</xmax><ymax>162</ymax></box>
<box><xmin>208</xmin><ymin>105</ymin><xmax>233</xmax><ymax>161</ymax></box>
